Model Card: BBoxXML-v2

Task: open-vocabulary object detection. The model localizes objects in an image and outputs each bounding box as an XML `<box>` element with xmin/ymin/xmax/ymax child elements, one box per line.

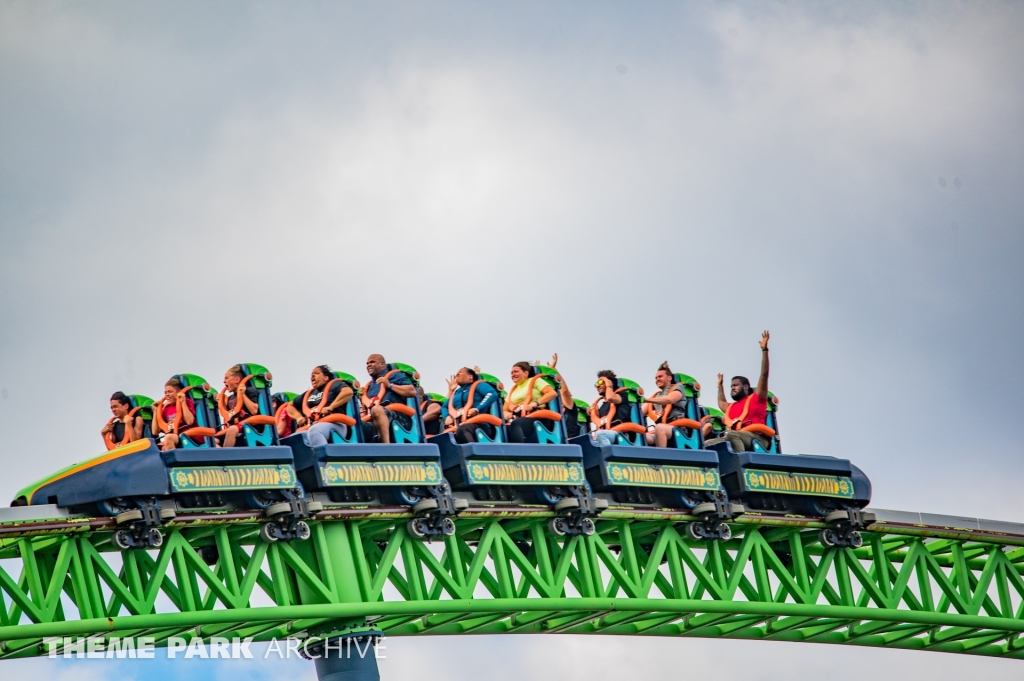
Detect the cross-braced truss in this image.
<box><xmin>1</xmin><ymin>512</ymin><xmax>1023</xmax><ymax>659</ymax></box>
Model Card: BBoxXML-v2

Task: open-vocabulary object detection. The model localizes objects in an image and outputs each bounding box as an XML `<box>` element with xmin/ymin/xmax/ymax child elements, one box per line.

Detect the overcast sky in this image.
<box><xmin>2</xmin><ymin>1</ymin><xmax>1023</xmax><ymax>678</ymax></box>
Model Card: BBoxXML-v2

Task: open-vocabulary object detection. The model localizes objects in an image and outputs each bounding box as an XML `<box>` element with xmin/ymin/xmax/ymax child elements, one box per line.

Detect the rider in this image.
<box><xmin>443</xmin><ymin>367</ymin><xmax>500</xmax><ymax>443</ymax></box>
<box><xmin>643</xmin><ymin>361</ymin><xmax>688</xmax><ymax>447</ymax></box>
<box><xmin>542</xmin><ymin>353</ymin><xmax>584</xmax><ymax>439</ymax></box>
<box><xmin>706</xmin><ymin>330</ymin><xmax>772</xmax><ymax>452</ymax></box>
<box><xmin>101</xmin><ymin>391</ymin><xmax>145</xmax><ymax>448</ymax></box>
<box><xmin>361</xmin><ymin>354</ymin><xmax>417</xmax><ymax>444</ymax></box>
<box><xmin>154</xmin><ymin>377</ymin><xmax>195</xmax><ymax>450</ymax></box>
<box><xmin>287</xmin><ymin>365</ymin><xmax>354</xmax><ymax>446</ymax></box>
<box><xmin>587</xmin><ymin>370</ymin><xmax>631</xmax><ymax>446</ymax></box>
<box><xmin>418</xmin><ymin>387</ymin><xmax>443</xmax><ymax>436</ymax></box>
<box><xmin>219</xmin><ymin>365</ymin><xmax>261</xmax><ymax>448</ymax></box>
<box><xmin>504</xmin><ymin>361</ymin><xmax>558</xmax><ymax>443</ymax></box>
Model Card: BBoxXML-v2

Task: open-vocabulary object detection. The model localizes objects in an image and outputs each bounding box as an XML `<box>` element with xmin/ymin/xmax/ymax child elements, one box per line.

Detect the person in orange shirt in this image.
<box><xmin>706</xmin><ymin>330</ymin><xmax>772</xmax><ymax>452</ymax></box>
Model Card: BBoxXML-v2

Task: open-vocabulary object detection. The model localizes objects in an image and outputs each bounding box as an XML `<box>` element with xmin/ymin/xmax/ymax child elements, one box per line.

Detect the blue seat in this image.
<box><xmin>431</xmin><ymin>366</ymin><xmax>585</xmax><ymax>504</ymax></box>
<box><xmin>707</xmin><ymin>392</ymin><xmax>871</xmax><ymax>514</ymax></box>
<box><xmin>282</xmin><ymin>364</ymin><xmax>444</xmax><ymax>506</ymax></box>
<box><xmin>575</xmin><ymin>375</ymin><xmax>723</xmax><ymax>507</ymax></box>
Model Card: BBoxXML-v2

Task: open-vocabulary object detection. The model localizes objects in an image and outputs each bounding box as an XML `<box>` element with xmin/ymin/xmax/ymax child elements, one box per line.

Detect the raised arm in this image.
<box><xmin>716</xmin><ymin>373</ymin><xmax>729</xmax><ymax>413</ymax></box>
<box><xmin>755</xmin><ymin>330</ymin><xmax>770</xmax><ymax>399</ymax></box>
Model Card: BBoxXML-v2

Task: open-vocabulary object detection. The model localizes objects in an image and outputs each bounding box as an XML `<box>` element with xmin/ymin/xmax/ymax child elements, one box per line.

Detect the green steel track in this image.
<box><xmin>1</xmin><ymin>505</ymin><xmax>1023</xmax><ymax>660</ymax></box>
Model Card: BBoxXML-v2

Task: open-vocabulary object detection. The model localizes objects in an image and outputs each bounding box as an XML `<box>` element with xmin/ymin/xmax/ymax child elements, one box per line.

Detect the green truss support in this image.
<box><xmin>0</xmin><ymin>513</ymin><xmax>1023</xmax><ymax>660</ymax></box>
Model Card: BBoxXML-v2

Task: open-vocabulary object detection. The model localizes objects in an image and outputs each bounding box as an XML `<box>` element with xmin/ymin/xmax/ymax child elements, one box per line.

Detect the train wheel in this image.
<box><xmin>259</xmin><ymin>524</ymin><xmax>279</xmax><ymax>543</ymax></box>
<box><xmin>148</xmin><ymin>528</ymin><xmax>164</xmax><ymax>548</ymax></box>
<box><xmin>392</xmin><ymin>487</ymin><xmax>426</xmax><ymax>505</ymax></box>
<box><xmin>672</xmin><ymin>490</ymin><xmax>705</xmax><ymax>510</ymax></box>
<box><xmin>548</xmin><ymin>517</ymin><xmax>569</xmax><ymax>537</ymax></box>
<box><xmin>818</xmin><ymin>529</ymin><xmax>839</xmax><ymax>548</ymax></box>
<box><xmin>440</xmin><ymin>518</ymin><xmax>456</xmax><ymax>536</ymax></box>
<box><xmin>245</xmin><ymin>489</ymin><xmax>279</xmax><ymax>510</ymax></box>
<box><xmin>265</xmin><ymin>502</ymin><xmax>292</xmax><ymax>518</ymax></box>
<box><xmin>98</xmin><ymin>498</ymin><xmax>132</xmax><ymax>517</ymax></box>
<box><xmin>580</xmin><ymin>518</ymin><xmax>596</xmax><ymax>536</ymax></box>
<box><xmin>295</xmin><ymin>521</ymin><xmax>312</xmax><ymax>541</ymax></box>
<box><xmin>116</xmin><ymin>509</ymin><xmax>144</xmax><ymax>525</ymax></box>
<box><xmin>848</xmin><ymin>530</ymin><xmax>863</xmax><ymax>548</ymax></box>
<box><xmin>717</xmin><ymin>524</ymin><xmax>732</xmax><ymax>541</ymax></box>
<box><xmin>407</xmin><ymin>518</ymin><xmax>429</xmax><ymax>539</ymax></box>
<box><xmin>686</xmin><ymin>522</ymin><xmax>704</xmax><ymax>541</ymax></box>
<box><xmin>113</xmin><ymin>529</ymin><xmax>132</xmax><ymax>550</ymax></box>
<box><xmin>534</xmin><ymin>487</ymin><xmax>565</xmax><ymax>505</ymax></box>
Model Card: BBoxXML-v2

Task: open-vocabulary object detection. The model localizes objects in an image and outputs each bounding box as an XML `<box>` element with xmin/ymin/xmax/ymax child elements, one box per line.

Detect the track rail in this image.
<box><xmin>0</xmin><ymin>505</ymin><xmax>1022</xmax><ymax>660</ymax></box>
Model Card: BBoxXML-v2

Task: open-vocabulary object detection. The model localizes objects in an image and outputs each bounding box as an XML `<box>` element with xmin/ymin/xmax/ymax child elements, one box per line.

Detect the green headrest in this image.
<box><xmin>767</xmin><ymin>391</ymin><xmax>779</xmax><ymax>411</ymax></box>
<box><xmin>573</xmin><ymin>398</ymin><xmax>590</xmax><ymax>410</ymax></box>
<box><xmin>672</xmin><ymin>373</ymin><xmax>700</xmax><ymax>398</ymax></box>
<box><xmin>618</xmin><ymin>377</ymin><xmax>643</xmax><ymax>402</ymax></box>
<box><xmin>534</xmin><ymin>365</ymin><xmax>559</xmax><ymax>378</ymax></box>
<box><xmin>705</xmin><ymin>406</ymin><xmax>724</xmax><ymax>418</ymax></box>
<box><xmin>178</xmin><ymin>374</ymin><xmax>210</xmax><ymax>389</ymax></box>
<box><xmin>334</xmin><ymin>371</ymin><xmax>359</xmax><ymax>384</ymax></box>
<box><xmin>479</xmin><ymin>372</ymin><xmax>503</xmax><ymax>389</ymax></box>
<box><xmin>129</xmin><ymin>394</ymin><xmax>154</xmax><ymax>408</ymax></box>
<box><xmin>392</xmin><ymin>362</ymin><xmax>420</xmax><ymax>383</ymax></box>
<box><xmin>243</xmin><ymin>362</ymin><xmax>270</xmax><ymax>376</ymax></box>
<box><xmin>427</xmin><ymin>392</ymin><xmax>446</xmax><ymax>403</ymax></box>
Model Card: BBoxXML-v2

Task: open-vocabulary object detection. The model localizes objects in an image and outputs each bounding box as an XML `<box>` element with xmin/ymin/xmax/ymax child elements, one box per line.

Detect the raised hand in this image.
<box><xmin>717</xmin><ymin>373</ymin><xmax>724</xmax><ymax>387</ymax></box>
<box><xmin>759</xmin><ymin>330</ymin><xmax>770</xmax><ymax>350</ymax></box>
<box><xmin>548</xmin><ymin>353</ymin><xmax>559</xmax><ymax>368</ymax></box>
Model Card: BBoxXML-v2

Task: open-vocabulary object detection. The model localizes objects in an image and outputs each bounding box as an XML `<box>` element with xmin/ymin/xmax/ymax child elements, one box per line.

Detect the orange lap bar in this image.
<box><xmin>524</xmin><ymin>409</ymin><xmax>562</xmax><ymax>421</ymax></box>
<box><xmin>667</xmin><ymin>418</ymin><xmax>703</xmax><ymax>431</ymax></box>
<box><xmin>463</xmin><ymin>414</ymin><xmax>503</xmax><ymax>427</ymax></box>
<box><xmin>740</xmin><ymin>423</ymin><xmax>776</xmax><ymax>438</ymax></box>
<box><xmin>318</xmin><ymin>413</ymin><xmax>356</xmax><ymax>427</ymax></box>
<box><xmin>611</xmin><ymin>422</ymin><xmax>647</xmax><ymax>434</ymax></box>
<box><xmin>385</xmin><ymin>403</ymin><xmax>416</xmax><ymax>417</ymax></box>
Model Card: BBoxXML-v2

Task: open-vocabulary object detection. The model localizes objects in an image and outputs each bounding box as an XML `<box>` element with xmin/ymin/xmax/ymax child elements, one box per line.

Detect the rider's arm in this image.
<box><xmin>647</xmin><ymin>387</ymin><xmax>683</xmax><ymax>406</ymax></box>
<box><xmin>180</xmin><ymin>398</ymin><xmax>196</xmax><ymax>426</ymax></box>
<box><xmin>241</xmin><ymin>388</ymin><xmax>261</xmax><ymax>416</ymax></box>
<box><xmin>476</xmin><ymin>384</ymin><xmax>498</xmax><ymax>413</ymax></box>
<box><xmin>390</xmin><ymin>384</ymin><xmax>416</xmax><ymax>398</ymax></box>
<box><xmin>602</xmin><ymin>382</ymin><xmax>622</xmax><ymax>404</ymax></box>
<box><xmin>755</xmin><ymin>332</ymin><xmax>770</xmax><ymax>399</ymax></box>
<box><xmin>536</xmin><ymin>384</ymin><xmax>557</xmax><ymax>407</ymax></box>
<box><xmin>323</xmin><ymin>385</ymin><xmax>354</xmax><ymax>413</ymax></box>
<box><xmin>717</xmin><ymin>375</ymin><xmax>729</xmax><ymax>413</ymax></box>
<box><xmin>130</xmin><ymin>416</ymin><xmax>144</xmax><ymax>441</ymax></box>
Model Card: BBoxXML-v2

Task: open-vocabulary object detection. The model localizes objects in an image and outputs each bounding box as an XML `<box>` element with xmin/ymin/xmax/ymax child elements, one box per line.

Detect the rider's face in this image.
<box><xmin>510</xmin><ymin>365</ymin><xmax>527</xmax><ymax>383</ymax></box>
<box><xmin>655</xmin><ymin>370</ymin><xmax>670</xmax><ymax>388</ymax></box>
<box><xmin>730</xmin><ymin>379</ymin><xmax>747</xmax><ymax>400</ymax></box>
<box><xmin>366</xmin><ymin>356</ymin><xmax>385</xmax><ymax>377</ymax></box>
<box><xmin>224</xmin><ymin>372</ymin><xmax>242</xmax><ymax>391</ymax></box>
<box><xmin>456</xmin><ymin>368</ymin><xmax>473</xmax><ymax>385</ymax></box>
<box><xmin>311</xmin><ymin>368</ymin><xmax>328</xmax><ymax>388</ymax></box>
<box><xmin>110</xmin><ymin>400</ymin><xmax>129</xmax><ymax>417</ymax></box>
<box><xmin>164</xmin><ymin>385</ymin><xmax>178</xmax><ymax>402</ymax></box>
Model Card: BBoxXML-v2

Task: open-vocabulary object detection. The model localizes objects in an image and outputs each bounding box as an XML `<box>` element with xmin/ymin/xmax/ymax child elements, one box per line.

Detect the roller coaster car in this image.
<box><xmin>706</xmin><ymin>393</ymin><xmax>873</xmax><ymax>547</ymax></box>
<box><xmin>432</xmin><ymin>366</ymin><xmax>599</xmax><ymax>535</ymax></box>
<box><xmin>572</xmin><ymin>377</ymin><xmax>732</xmax><ymax>539</ymax></box>
<box><xmin>11</xmin><ymin>367</ymin><xmax>312</xmax><ymax>550</ymax></box>
<box><xmin>102</xmin><ymin>394</ymin><xmax>155</xmax><ymax>451</ymax></box>
<box><xmin>282</xmin><ymin>364</ymin><xmax>459</xmax><ymax>539</ymax></box>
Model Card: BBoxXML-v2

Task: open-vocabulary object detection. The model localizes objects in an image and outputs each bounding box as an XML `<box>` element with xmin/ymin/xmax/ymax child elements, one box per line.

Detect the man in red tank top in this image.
<box><xmin>706</xmin><ymin>331</ymin><xmax>772</xmax><ymax>452</ymax></box>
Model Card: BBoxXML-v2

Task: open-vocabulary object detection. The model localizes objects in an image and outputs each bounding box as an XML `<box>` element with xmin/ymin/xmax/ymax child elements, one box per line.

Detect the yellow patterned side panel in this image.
<box><xmin>169</xmin><ymin>465</ymin><xmax>296</xmax><ymax>492</ymax></box>
<box><xmin>319</xmin><ymin>462</ymin><xmax>442</xmax><ymax>486</ymax></box>
<box><xmin>466</xmin><ymin>460</ymin><xmax>584</xmax><ymax>485</ymax></box>
<box><xmin>743</xmin><ymin>468</ymin><xmax>855</xmax><ymax>498</ymax></box>
<box><xmin>605</xmin><ymin>462</ymin><xmax>720</xmax><ymax>490</ymax></box>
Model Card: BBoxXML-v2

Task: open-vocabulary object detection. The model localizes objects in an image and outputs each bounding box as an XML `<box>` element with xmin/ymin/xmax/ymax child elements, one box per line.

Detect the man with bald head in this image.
<box><xmin>361</xmin><ymin>354</ymin><xmax>417</xmax><ymax>444</ymax></box>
